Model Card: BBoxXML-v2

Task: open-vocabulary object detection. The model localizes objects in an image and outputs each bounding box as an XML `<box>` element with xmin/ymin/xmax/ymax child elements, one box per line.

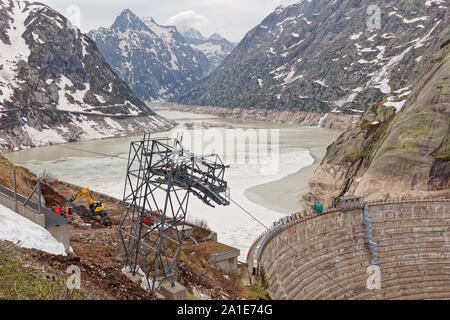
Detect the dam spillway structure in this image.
<box><xmin>116</xmin><ymin>134</ymin><xmax>230</xmax><ymax>294</ymax></box>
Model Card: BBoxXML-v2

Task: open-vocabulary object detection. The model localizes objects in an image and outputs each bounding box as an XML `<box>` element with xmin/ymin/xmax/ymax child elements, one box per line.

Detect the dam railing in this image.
<box><xmin>0</xmin><ymin>169</ymin><xmax>70</xmax><ymax>249</ymax></box>
<box><xmin>249</xmin><ymin>197</ymin><xmax>450</xmax><ymax>270</ymax></box>
<box><xmin>0</xmin><ymin>179</ymin><xmax>69</xmax><ymax>229</ymax></box>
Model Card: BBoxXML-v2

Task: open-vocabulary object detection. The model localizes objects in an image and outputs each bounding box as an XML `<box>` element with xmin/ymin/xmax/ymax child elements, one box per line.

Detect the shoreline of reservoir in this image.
<box><xmin>164</xmin><ymin>102</ymin><xmax>358</xmax><ymax>132</ymax></box>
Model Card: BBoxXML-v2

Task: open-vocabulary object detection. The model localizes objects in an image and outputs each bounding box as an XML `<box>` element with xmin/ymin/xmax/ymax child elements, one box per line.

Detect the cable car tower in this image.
<box><xmin>116</xmin><ymin>134</ymin><xmax>230</xmax><ymax>293</ymax></box>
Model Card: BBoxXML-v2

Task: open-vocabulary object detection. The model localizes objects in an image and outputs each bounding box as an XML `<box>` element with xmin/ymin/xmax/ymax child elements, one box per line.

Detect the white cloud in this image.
<box><xmin>167</xmin><ymin>10</ymin><xmax>208</xmax><ymax>33</ymax></box>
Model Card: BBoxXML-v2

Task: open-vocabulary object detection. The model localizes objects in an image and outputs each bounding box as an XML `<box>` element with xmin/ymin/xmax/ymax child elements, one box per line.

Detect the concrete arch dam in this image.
<box><xmin>253</xmin><ymin>200</ymin><xmax>450</xmax><ymax>300</ymax></box>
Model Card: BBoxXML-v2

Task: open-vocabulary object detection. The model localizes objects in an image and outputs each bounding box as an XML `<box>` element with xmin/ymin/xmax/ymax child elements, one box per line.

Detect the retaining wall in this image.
<box><xmin>0</xmin><ymin>191</ymin><xmax>46</xmax><ymax>227</ymax></box>
<box><xmin>0</xmin><ymin>184</ymin><xmax>70</xmax><ymax>250</ymax></box>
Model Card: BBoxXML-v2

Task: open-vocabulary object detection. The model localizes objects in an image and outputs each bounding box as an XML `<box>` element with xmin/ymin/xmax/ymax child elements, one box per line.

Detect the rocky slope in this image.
<box><xmin>88</xmin><ymin>10</ymin><xmax>213</xmax><ymax>102</ymax></box>
<box><xmin>182</xmin><ymin>29</ymin><xmax>236</xmax><ymax>72</ymax></box>
<box><xmin>173</xmin><ymin>0</ymin><xmax>449</xmax><ymax>126</ymax></box>
<box><xmin>166</xmin><ymin>103</ymin><xmax>358</xmax><ymax>131</ymax></box>
<box><xmin>303</xmin><ymin>43</ymin><xmax>450</xmax><ymax>207</ymax></box>
<box><xmin>0</xmin><ymin>0</ymin><xmax>172</xmax><ymax>152</ymax></box>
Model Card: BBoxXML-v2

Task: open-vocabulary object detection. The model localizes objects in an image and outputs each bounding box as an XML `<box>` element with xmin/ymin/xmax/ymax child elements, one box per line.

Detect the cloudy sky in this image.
<box><xmin>38</xmin><ymin>0</ymin><xmax>300</xmax><ymax>42</ymax></box>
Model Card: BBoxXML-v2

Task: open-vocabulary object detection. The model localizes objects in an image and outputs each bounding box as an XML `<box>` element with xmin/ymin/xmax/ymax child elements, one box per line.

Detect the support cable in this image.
<box><xmin>230</xmin><ymin>198</ymin><xmax>358</xmax><ymax>300</ymax></box>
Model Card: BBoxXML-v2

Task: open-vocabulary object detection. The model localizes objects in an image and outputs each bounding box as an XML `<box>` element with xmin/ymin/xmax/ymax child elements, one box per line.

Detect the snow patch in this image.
<box><xmin>104</xmin><ymin>117</ymin><xmax>124</xmax><ymax>131</ymax></box>
<box><xmin>314</xmin><ymin>79</ymin><xmax>328</xmax><ymax>88</ymax></box>
<box><xmin>0</xmin><ymin>204</ymin><xmax>66</xmax><ymax>256</ymax></box>
<box><xmin>257</xmin><ymin>79</ymin><xmax>263</xmax><ymax>88</ymax></box>
<box><xmin>394</xmin><ymin>86</ymin><xmax>412</xmax><ymax>94</ymax></box>
<box><xmin>349</xmin><ymin>32</ymin><xmax>362</xmax><ymax>40</ymax></box>
<box><xmin>367</xmin><ymin>21</ymin><xmax>441</xmax><ymax>94</ymax></box>
<box><xmin>24</xmin><ymin>125</ymin><xmax>67</xmax><ymax>147</ymax></box>
<box><xmin>317</xmin><ymin>113</ymin><xmax>329</xmax><ymax>127</ymax></box>
<box><xmin>394</xmin><ymin>13</ymin><xmax>428</xmax><ymax>24</ymax></box>
<box><xmin>281</xmin><ymin>70</ymin><xmax>303</xmax><ymax>86</ymax></box>
<box><xmin>384</xmin><ymin>100</ymin><xmax>407</xmax><ymax>113</ymax></box>
<box><xmin>425</xmin><ymin>0</ymin><xmax>446</xmax><ymax>6</ymax></box>
<box><xmin>0</xmin><ymin>1</ymin><xmax>40</xmax><ymax>103</ymax></box>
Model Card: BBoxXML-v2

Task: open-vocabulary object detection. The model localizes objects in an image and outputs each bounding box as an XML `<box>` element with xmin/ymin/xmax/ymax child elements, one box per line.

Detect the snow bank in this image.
<box><xmin>24</xmin><ymin>125</ymin><xmax>67</xmax><ymax>146</ymax></box>
<box><xmin>0</xmin><ymin>204</ymin><xmax>66</xmax><ymax>256</ymax></box>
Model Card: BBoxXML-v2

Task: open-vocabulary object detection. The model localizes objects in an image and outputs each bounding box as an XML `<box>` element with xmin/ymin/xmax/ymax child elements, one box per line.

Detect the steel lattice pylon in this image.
<box><xmin>116</xmin><ymin>134</ymin><xmax>230</xmax><ymax>293</ymax></box>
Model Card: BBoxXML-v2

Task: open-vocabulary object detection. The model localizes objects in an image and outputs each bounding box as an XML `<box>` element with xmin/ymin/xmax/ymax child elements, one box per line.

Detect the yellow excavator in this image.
<box><xmin>70</xmin><ymin>187</ymin><xmax>112</xmax><ymax>227</ymax></box>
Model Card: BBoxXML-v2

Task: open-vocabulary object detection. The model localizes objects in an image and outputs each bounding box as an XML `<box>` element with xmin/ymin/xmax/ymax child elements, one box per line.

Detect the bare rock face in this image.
<box><xmin>0</xmin><ymin>1</ymin><xmax>173</xmax><ymax>152</ymax></box>
<box><xmin>181</xmin><ymin>29</ymin><xmax>236</xmax><ymax>73</ymax></box>
<box><xmin>173</xmin><ymin>0</ymin><xmax>448</xmax><ymax>124</ymax></box>
<box><xmin>88</xmin><ymin>10</ymin><xmax>214</xmax><ymax>102</ymax></box>
<box><xmin>304</xmin><ymin>45</ymin><xmax>450</xmax><ymax>206</ymax></box>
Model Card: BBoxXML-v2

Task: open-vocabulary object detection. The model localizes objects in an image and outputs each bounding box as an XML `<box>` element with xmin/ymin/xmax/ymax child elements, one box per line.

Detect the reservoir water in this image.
<box><xmin>6</xmin><ymin>104</ymin><xmax>340</xmax><ymax>260</ymax></box>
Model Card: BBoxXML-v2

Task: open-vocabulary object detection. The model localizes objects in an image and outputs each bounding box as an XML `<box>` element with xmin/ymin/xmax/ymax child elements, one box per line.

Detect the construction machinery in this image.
<box><xmin>308</xmin><ymin>192</ymin><xmax>323</xmax><ymax>213</ymax></box>
<box><xmin>70</xmin><ymin>187</ymin><xmax>112</xmax><ymax>226</ymax></box>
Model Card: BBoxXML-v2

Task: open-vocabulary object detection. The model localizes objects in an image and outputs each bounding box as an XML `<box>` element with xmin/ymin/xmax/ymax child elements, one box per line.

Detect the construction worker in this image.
<box><xmin>67</xmin><ymin>202</ymin><xmax>73</xmax><ymax>216</ymax></box>
<box><xmin>142</xmin><ymin>212</ymin><xmax>151</xmax><ymax>224</ymax></box>
<box><xmin>54</xmin><ymin>206</ymin><xmax>61</xmax><ymax>216</ymax></box>
<box><xmin>64</xmin><ymin>204</ymin><xmax>69</xmax><ymax>219</ymax></box>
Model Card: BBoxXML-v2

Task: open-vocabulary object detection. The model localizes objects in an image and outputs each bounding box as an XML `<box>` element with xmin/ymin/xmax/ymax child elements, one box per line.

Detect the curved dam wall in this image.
<box><xmin>259</xmin><ymin>200</ymin><xmax>450</xmax><ymax>300</ymax></box>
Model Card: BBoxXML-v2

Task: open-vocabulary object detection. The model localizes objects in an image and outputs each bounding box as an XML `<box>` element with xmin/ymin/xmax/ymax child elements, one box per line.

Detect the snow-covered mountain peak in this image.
<box><xmin>0</xmin><ymin>1</ymin><xmax>172</xmax><ymax>151</ymax></box>
<box><xmin>111</xmin><ymin>8</ymin><xmax>149</xmax><ymax>32</ymax></box>
<box><xmin>182</xmin><ymin>28</ymin><xmax>206</xmax><ymax>41</ymax></box>
<box><xmin>181</xmin><ymin>28</ymin><xmax>237</xmax><ymax>72</ymax></box>
<box><xmin>141</xmin><ymin>16</ymin><xmax>180</xmax><ymax>43</ymax></box>
<box><xmin>89</xmin><ymin>10</ymin><xmax>213</xmax><ymax>101</ymax></box>
<box><xmin>208</xmin><ymin>33</ymin><xmax>224</xmax><ymax>41</ymax></box>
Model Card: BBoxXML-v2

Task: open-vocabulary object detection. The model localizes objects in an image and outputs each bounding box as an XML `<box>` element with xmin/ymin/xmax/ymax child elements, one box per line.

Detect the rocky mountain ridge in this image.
<box><xmin>89</xmin><ymin>10</ymin><xmax>229</xmax><ymax>102</ymax></box>
<box><xmin>181</xmin><ymin>29</ymin><xmax>236</xmax><ymax>71</ymax></box>
<box><xmin>173</xmin><ymin>0</ymin><xmax>449</xmax><ymax>127</ymax></box>
<box><xmin>303</xmin><ymin>42</ymin><xmax>450</xmax><ymax>207</ymax></box>
<box><xmin>0</xmin><ymin>0</ymin><xmax>173</xmax><ymax>152</ymax></box>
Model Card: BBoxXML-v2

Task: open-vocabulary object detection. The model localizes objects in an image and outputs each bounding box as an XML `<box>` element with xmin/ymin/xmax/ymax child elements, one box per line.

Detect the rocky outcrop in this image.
<box><xmin>0</xmin><ymin>113</ymin><xmax>172</xmax><ymax>152</ymax></box>
<box><xmin>173</xmin><ymin>0</ymin><xmax>448</xmax><ymax>120</ymax></box>
<box><xmin>303</xmin><ymin>44</ymin><xmax>450</xmax><ymax>207</ymax></box>
<box><xmin>166</xmin><ymin>103</ymin><xmax>357</xmax><ymax>131</ymax></box>
<box><xmin>88</xmin><ymin>10</ymin><xmax>213</xmax><ymax>102</ymax></box>
<box><xmin>0</xmin><ymin>1</ymin><xmax>173</xmax><ymax>152</ymax></box>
